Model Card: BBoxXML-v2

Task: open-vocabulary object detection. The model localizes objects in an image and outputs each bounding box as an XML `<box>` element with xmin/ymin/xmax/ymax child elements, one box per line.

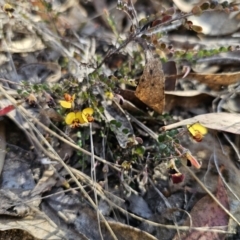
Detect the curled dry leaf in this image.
<box><xmin>135</xmin><ymin>51</ymin><xmax>165</xmax><ymax>114</ymax></box>
<box><xmin>163</xmin><ymin>112</ymin><xmax>240</xmax><ymax>134</ymax></box>
<box><xmin>174</xmin><ymin>170</ymin><xmax>229</xmax><ymax>239</ymax></box>
<box><xmin>186</xmin><ymin>71</ymin><xmax>240</xmax><ymax>90</ymax></box>
<box><xmin>116</xmin><ymin>88</ymin><xmax>149</xmax><ymax>111</ymax></box>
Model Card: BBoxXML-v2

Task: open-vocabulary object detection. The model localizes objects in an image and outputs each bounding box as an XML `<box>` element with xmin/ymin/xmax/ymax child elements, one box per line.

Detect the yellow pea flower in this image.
<box><xmin>65</xmin><ymin>108</ymin><xmax>94</xmax><ymax>128</ymax></box>
<box><xmin>81</xmin><ymin>108</ymin><xmax>94</xmax><ymax>123</ymax></box>
<box><xmin>65</xmin><ymin>112</ymin><xmax>82</xmax><ymax>128</ymax></box>
<box><xmin>187</xmin><ymin>123</ymin><xmax>208</xmax><ymax>142</ymax></box>
<box><xmin>59</xmin><ymin>94</ymin><xmax>75</xmax><ymax>109</ymax></box>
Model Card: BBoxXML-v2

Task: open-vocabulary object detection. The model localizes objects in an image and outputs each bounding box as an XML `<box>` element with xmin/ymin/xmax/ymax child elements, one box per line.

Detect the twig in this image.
<box><xmin>89</xmin><ymin>122</ymin><xmax>104</xmax><ymax>240</ymax></box>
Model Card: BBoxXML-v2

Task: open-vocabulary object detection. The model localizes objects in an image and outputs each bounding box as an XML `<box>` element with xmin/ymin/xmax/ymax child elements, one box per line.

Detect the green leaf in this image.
<box><xmin>22</xmin><ymin>91</ymin><xmax>29</xmax><ymax>97</ymax></box>
<box><xmin>159</xmin><ymin>143</ymin><xmax>167</xmax><ymax>150</ymax></box>
<box><xmin>116</xmin><ymin>121</ymin><xmax>122</xmax><ymax>128</ymax></box>
<box><xmin>168</xmin><ymin>129</ymin><xmax>179</xmax><ymax>137</ymax></box>
<box><xmin>98</xmin><ymin>106</ymin><xmax>104</xmax><ymax>113</ymax></box>
<box><xmin>32</xmin><ymin>84</ymin><xmax>40</xmax><ymax>92</ymax></box>
<box><xmin>110</xmin><ymin>120</ymin><xmax>117</xmax><ymax>125</ymax></box>
<box><xmin>42</xmin><ymin>84</ymin><xmax>49</xmax><ymax>91</ymax></box>
<box><xmin>17</xmin><ymin>89</ymin><xmax>22</xmax><ymax>94</ymax></box>
<box><xmin>158</xmin><ymin>133</ymin><xmax>166</xmax><ymax>142</ymax></box>
<box><xmin>133</xmin><ymin>146</ymin><xmax>145</xmax><ymax>156</ymax></box>
<box><xmin>200</xmin><ymin>2</ymin><xmax>210</xmax><ymax>10</ymax></box>
<box><xmin>122</xmin><ymin>128</ymin><xmax>129</xmax><ymax>134</ymax></box>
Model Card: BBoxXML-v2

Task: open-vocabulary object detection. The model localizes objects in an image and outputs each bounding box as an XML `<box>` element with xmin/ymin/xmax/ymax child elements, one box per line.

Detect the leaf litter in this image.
<box><xmin>173</xmin><ymin>166</ymin><xmax>230</xmax><ymax>240</ymax></box>
<box><xmin>1</xmin><ymin>0</ymin><xmax>240</xmax><ymax>240</ymax></box>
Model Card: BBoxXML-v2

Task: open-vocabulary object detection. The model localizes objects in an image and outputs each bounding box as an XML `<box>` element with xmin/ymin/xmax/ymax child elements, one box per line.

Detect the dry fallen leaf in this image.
<box><xmin>0</xmin><ymin>212</ymin><xmax>67</xmax><ymax>240</ymax></box>
<box><xmin>186</xmin><ymin>71</ymin><xmax>240</xmax><ymax>90</ymax></box>
<box><xmin>174</xmin><ymin>168</ymin><xmax>229</xmax><ymax>240</ymax></box>
<box><xmin>163</xmin><ymin>112</ymin><xmax>240</xmax><ymax>134</ymax></box>
<box><xmin>116</xmin><ymin>88</ymin><xmax>149</xmax><ymax>110</ymax></box>
<box><xmin>165</xmin><ymin>90</ymin><xmax>216</xmax><ymax>112</ymax></box>
<box><xmin>135</xmin><ymin>50</ymin><xmax>165</xmax><ymax>114</ymax></box>
<box><xmin>117</xmin><ymin>89</ymin><xmax>213</xmax><ymax>113</ymax></box>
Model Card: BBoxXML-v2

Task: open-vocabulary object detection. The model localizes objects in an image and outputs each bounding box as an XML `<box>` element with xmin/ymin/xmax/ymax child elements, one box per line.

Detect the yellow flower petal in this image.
<box><xmin>72</xmin><ymin>94</ymin><xmax>76</xmax><ymax>101</ymax></box>
<box><xmin>79</xmin><ymin>112</ymin><xmax>88</xmax><ymax>124</ymax></box>
<box><xmin>82</xmin><ymin>107</ymin><xmax>94</xmax><ymax>115</ymax></box>
<box><xmin>187</xmin><ymin>123</ymin><xmax>208</xmax><ymax>136</ymax></box>
<box><xmin>60</xmin><ymin>100</ymin><xmax>72</xmax><ymax>108</ymax></box>
<box><xmin>65</xmin><ymin>112</ymin><xmax>76</xmax><ymax>125</ymax></box>
<box><xmin>105</xmin><ymin>91</ymin><xmax>114</xmax><ymax>99</ymax></box>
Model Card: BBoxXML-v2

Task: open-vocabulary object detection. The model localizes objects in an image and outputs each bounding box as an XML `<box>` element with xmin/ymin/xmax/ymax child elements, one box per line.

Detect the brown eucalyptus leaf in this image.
<box><xmin>165</xmin><ymin>91</ymin><xmax>215</xmax><ymax>112</ymax></box>
<box><xmin>115</xmin><ymin>95</ymin><xmax>145</xmax><ymax>114</ymax></box>
<box><xmin>174</xmin><ymin>172</ymin><xmax>229</xmax><ymax>239</ymax></box>
<box><xmin>163</xmin><ymin>112</ymin><xmax>240</xmax><ymax>134</ymax></box>
<box><xmin>116</xmin><ymin>88</ymin><xmax>153</xmax><ymax>111</ymax></box>
<box><xmin>187</xmin><ymin>71</ymin><xmax>240</xmax><ymax>90</ymax></box>
<box><xmin>135</xmin><ymin>51</ymin><xmax>165</xmax><ymax>114</ymax></box>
